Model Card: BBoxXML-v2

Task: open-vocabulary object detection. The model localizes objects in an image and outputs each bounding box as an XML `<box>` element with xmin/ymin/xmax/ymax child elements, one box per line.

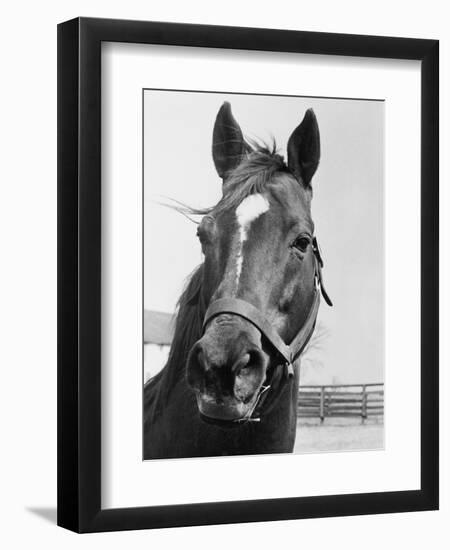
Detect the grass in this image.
<box><xmin>294</xmin><ymin>418</ymin><xmax>384</xmax><ymax>454</ymax></box>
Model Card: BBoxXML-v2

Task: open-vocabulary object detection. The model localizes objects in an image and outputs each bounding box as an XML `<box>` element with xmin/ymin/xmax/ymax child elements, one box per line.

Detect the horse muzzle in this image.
<box><xmin>195</xmin><ymin>393</ymin><xmax>256</xmax><ymax>423</ymax></box>
<box><xmin>186</xmin><ymin>315</ymin><xmax>270</xmax><ymax>423</ymax></box>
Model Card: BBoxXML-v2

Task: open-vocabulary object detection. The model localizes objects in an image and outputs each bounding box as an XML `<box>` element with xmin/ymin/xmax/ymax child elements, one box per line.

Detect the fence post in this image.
<box><xmin>319</xmin><ymin>386</ymin><xmax>325</xmax><ymax>424</ymax></box>
<box><xmin>361</xmin><ymin>384</ymin><xmax>367</xmax><ymax>424</ymax></box>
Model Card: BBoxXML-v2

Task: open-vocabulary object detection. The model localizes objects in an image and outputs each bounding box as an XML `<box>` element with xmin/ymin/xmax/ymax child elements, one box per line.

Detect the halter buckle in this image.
<box><xmin>286</xmin><ymin>362</ymin><xmax>294</xmax><ymax>378</ymax></box>
<box><xmin>312</xmin><ymin>237</ymin><xmax>324</xmax><ymax>268</ymax></box>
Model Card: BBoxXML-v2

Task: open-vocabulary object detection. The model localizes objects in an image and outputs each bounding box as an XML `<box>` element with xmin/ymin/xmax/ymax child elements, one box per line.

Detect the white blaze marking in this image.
<box><xmin>235</xmin><ymin>194</ymin><xmax>270</xmax><ymax>287</ymax></box>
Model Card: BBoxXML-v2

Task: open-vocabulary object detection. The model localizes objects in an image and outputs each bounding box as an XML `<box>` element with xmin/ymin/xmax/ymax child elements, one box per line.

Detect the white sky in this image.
<box><xmin>144</xmin><ymin>91</ymin><xmax>384</xmax><ymax>384</ymax></box>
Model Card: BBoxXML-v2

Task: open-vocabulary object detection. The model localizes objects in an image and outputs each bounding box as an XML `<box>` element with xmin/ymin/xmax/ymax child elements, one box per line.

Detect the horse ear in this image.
<box><xmin>287</xmin><ymin>109</ymin><xmax>320</xmax><ymax>187</ymax></box>
<box><xmin>212</xmin><ymin>102</ymin><xmax>249</xmax><ymax>180</ymax></box>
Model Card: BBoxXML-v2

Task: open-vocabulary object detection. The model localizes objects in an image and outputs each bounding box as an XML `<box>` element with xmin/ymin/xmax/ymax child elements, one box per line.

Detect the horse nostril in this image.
<box><xmin>231</xmin><ymin>352</ymin><xmax>250</xmax><ymax>373</ymax></box>
<box><xmin>186</xmin><ymin>341</ymin><xmax>206</xmax><ymax>391</ymax></box>
<box><xmin>233</xmin><ymin>349</ymin><xmax>267</xmax><ymax>403</ymax></box>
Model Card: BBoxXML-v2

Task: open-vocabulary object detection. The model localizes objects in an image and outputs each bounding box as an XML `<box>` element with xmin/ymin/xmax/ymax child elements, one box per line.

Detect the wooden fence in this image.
<box><xmin>298</xmin><ymin>383</ymin><xmax>384</xmax><ymax>423</ymax></box>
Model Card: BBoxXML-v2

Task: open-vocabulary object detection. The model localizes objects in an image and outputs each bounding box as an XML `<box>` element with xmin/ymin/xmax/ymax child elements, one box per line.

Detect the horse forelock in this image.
<box><xmin>212</xmin><ymin>141</ymin><xmax>292</xmax><ymax>217</ymax></box>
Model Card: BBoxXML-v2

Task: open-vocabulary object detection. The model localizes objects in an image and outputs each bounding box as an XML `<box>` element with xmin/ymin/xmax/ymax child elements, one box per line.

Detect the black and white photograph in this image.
<box><xmin>143</xmin><ymin>90</ymin><xmax>384</xmax><ymax>459</ymax></box>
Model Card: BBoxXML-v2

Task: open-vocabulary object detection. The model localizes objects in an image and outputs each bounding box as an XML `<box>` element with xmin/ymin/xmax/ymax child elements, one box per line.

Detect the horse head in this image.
<box><xmin>186</xmin><ymin>102</ymin><xmax>329</xmax><ymax>425</ymax></box>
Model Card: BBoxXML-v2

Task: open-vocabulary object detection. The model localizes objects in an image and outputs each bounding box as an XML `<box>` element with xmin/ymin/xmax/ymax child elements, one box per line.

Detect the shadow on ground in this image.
<box><xmin>26</xmin><ymin>507</ymin><xmax>57</xmax><ymax>525</ymax></box>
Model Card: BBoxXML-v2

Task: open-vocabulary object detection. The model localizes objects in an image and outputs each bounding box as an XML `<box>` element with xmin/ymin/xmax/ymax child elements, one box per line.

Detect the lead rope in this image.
<box><xmin>234</xmin><ymin>385</ymin><xmax>271</xmax><ymax>423</ymax></box>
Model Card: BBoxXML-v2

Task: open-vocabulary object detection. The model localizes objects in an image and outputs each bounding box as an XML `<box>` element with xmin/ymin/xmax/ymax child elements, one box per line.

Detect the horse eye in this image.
<box><xmin>196</xmin><ymin>226</ymin><xmax>209</xmax><ymax>245</ymax></box>
<box><xmin>197</xmin><ymin>216</ymin><xmax>216</xmax><ymax>245</ymax></box>
<box><xmin>293</xmin><ymin>236</ymin><xmax>310</xmax><ymax>253</ymax></box>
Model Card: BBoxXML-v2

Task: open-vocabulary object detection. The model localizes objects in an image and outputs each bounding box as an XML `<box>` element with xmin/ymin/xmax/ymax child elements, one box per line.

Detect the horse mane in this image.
<box><xmin>166</xmin><ymin>263</ymin><xmax>206</xmax><ymax>372</ymax></box>
<box><xmin>144</xmin><ymin>264</ymin><xmax>206</xmax><ymax>412</ymax></box>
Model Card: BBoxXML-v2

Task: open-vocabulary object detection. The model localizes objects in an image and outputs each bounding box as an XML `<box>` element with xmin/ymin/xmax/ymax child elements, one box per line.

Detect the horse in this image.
<box><xmin>144</xmin><ymin>102</ymin><xmax>332</xmax><ymax>459</ymax></box>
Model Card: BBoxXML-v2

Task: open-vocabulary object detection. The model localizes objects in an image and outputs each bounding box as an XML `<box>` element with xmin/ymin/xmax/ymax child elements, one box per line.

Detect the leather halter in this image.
<box><xmin>201</xmin><ymin>238</ymin><xmax>332</xmax><ymax>424</ymax></box>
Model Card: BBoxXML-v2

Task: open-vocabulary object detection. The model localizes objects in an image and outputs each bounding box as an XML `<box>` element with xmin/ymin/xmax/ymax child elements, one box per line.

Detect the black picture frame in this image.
<box><xmin>57</xmin><ymin>17</ymin><xmax>439</xmax><ymax>533</ymax></box>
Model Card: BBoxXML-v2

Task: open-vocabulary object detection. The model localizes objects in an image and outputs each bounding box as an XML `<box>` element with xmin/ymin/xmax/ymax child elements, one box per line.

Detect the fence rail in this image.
<box><xmin>298</xmin><ymin>383</ymin><xmax>384</xmax><ymax>422</ymax></box>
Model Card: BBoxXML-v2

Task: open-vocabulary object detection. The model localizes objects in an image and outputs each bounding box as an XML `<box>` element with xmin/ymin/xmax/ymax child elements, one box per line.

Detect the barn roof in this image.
<box><xmin>144</xmin><ymin>310</ymin><xmax>175</xmax><ymax>345</ymax></box>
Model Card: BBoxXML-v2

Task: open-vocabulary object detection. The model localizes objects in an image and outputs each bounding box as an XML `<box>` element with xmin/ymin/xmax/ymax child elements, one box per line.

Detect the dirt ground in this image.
<box><xmin>294</xmin><ymin>418</ymin><xmax>384</xmax><ymax>454</ymax></box>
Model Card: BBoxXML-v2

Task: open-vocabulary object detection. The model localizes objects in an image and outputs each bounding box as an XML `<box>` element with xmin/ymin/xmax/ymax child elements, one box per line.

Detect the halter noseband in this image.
<box><xmin>201</xmin><ymin>238</ymin><xmax>332</xmax><ymax>425</ymax></box>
